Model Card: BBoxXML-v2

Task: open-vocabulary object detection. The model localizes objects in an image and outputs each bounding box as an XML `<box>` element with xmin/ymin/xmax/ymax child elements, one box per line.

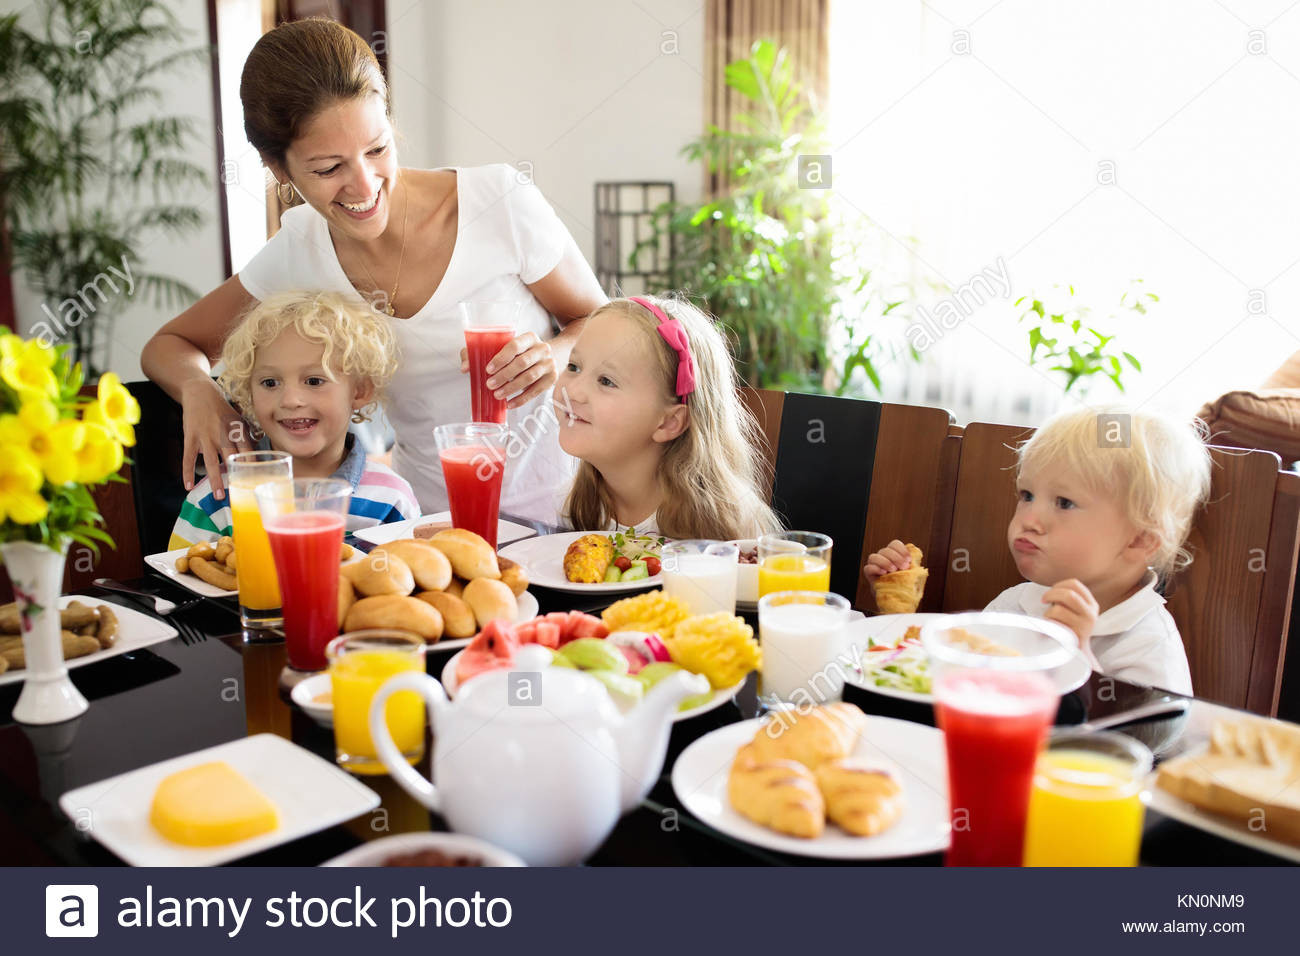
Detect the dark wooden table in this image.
<box><xmin>0</xmin><ymin>534</ymin><xmax>1292</xmax><ymax>866</ymax></box>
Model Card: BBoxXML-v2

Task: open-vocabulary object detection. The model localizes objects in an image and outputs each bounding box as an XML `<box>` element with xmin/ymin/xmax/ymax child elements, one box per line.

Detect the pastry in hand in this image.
<box><xmin>814</xmin><ymin>759</ymin><xmax>905</xmax><ymax>836</ymax></box>
<box><xmin>744</xmin><ymin>702</ymin><xmax>869</xmax><ymax>770</ymax></box>
<box><xmin>728</xmin><ymin>744</ymin><xmax>825</xmax><ymax>839</ymax></box>
<box><xmin>872</xmin><ymin>543</ymin><xmax>928</xmax><ymax>613</ymax></box>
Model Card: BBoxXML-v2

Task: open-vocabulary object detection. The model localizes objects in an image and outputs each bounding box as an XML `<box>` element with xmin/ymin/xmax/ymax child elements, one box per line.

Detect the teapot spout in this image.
<box><xmin>613</xmin><ymin>671</ymin><xmax>711</xmax><ymax>811</ymax></box>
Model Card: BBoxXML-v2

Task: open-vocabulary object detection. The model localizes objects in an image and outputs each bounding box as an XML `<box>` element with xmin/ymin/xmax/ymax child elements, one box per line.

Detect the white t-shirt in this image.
<box><xmin>984</xmin><ymin>570</ymin><xmax>1193</xmax><ymax>696</ymax></box>
<box><xmin>239</xmin><ymin>164</ymin><xmax>579</xmax><ymax>522</ymax></box>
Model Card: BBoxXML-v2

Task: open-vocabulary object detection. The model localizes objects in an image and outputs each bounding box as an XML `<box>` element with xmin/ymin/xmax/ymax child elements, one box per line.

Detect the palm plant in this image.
<box><xmin>0</xmin><ymin>0</ymin><xmax>209</xmax><ymax>378</ymax></box>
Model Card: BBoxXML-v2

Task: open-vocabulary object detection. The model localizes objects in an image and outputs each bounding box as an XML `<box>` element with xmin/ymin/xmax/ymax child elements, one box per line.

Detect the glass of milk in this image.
<box><xmin>661</xmin><ymin>540</ymin><xmax>739</xmax><ymax>615</ymax></box>
<box><xmin>758</xmin><ymin>591</ymin><xmax>852</xmax><ymax>708</ymax></box>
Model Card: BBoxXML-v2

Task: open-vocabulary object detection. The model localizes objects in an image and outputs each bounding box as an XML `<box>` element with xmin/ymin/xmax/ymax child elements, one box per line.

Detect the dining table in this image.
<box><xmin>0</xmin><ymin>516</ymin><xmax>1292</xmax><ymax>868</ymax></box>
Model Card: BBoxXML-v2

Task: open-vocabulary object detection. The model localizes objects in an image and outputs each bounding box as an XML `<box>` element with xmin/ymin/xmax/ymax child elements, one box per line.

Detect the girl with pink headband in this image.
<box><xmin>553</xmin><ymin>295</ymin><xmax>779</xmax><ymax>539</ymax></box>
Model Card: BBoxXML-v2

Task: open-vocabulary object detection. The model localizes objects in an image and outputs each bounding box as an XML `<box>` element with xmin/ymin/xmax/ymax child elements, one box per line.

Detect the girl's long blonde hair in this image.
<box><xmin>563</xmin><ymin>296</ymin><xmax>780</xmax><ymax>540</ymax></box>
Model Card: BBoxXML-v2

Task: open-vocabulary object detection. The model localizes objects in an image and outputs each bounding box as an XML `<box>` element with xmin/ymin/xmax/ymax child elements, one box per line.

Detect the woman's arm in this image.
<box><xmin>140</xmin><ymin>275</ymin><xmax>258</xmax><ymax>498</ymax></box>
<box><xmin>465</xmin><ymin>239</ymin><xmax>608</xmax><ymax>409</ymax></box>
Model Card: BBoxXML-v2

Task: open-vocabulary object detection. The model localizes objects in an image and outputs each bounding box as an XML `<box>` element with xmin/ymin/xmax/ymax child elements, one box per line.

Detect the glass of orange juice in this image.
<box><xmin>327</xmin><ymin>630</ymin><xmax>427</xmax><ymax>775</ymax></box>
<box><xmin>1022</xmin><ymin>730</ymin><xmax>1152</xmax><ymax>866</ymax></box>
<box><xmin>227</xmin><ymin>450</ymin><xmax>292</xmax><ymax>628</ymax></box>
<box><xmin>757</xmin><ymin>531</ymin><xmax>832</xmax><ymax>597</ymax></box>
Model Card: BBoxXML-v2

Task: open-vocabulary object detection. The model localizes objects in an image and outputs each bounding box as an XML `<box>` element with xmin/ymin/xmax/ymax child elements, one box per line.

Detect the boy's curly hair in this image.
<box><xmin>219</xmin><ymin>291</ymin><xmax>397</xmax><ymax>429</ymax></box>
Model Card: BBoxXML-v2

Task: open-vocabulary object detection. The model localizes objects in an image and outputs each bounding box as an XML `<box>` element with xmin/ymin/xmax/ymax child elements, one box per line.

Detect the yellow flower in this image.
<box><xmin>0</xmin><ymin>448</ymin><xmax>48</xmax><ymax>525</ymax></box>
<box><xmin>0</xmin><ymin>334</ymin><xmax>57</xmax><ymax>399</ymax></box>
<box><xmin>82</xmin><ymin>372</ymin><xmax>140</xmax><ymax>447</ymax></box>
<box><xmin>0</xmin><ymin>401</ymin><xmax>86</xmax><ymax>486</ymax></box>
<box><xmin>74</xmin><ymin>422</ymin><xmax>124</xmax><ymax>485</ymax></box>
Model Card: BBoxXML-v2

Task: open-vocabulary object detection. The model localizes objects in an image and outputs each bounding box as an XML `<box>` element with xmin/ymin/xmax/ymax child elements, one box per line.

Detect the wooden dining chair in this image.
<box><xmin>855</xmin><ymin>405</ymin><xmax>961</xmax><ymax>612</ymax></box>
<box><xmin>126</xmin><ymin>380</ymin><xmax>189</xmax><ymax>558</ymax></box>
<box><xmin>940</xmin><ymin>420</ymin><xmax>1300</xmax><ymax>715</ymax></box>
<box><xmin>747</xmin><ymin>388</ymin><xmax>957</xmax><ymax>606</ymax></box>
<box><xmin>739</xmin><ymin>387</ymin><xmax>784</xmax><ymax>503</ymax></box>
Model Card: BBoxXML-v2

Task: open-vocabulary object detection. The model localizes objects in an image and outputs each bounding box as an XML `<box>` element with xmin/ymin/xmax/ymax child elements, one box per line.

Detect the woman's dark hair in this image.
<box><xmin>240</xmin><ymin>18</ymin><xmax>389</xmax><ymax>167</ymax></box>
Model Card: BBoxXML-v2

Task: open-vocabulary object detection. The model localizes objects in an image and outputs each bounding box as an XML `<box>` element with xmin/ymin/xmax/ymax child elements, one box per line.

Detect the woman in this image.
<box><xmin>141</xmin><ymin>18</ymin><xmax>606</xmax><ymax>520</ymax></box>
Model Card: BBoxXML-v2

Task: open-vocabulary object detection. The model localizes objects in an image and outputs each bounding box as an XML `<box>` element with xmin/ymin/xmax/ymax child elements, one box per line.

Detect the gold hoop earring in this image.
<box><xmin>276</xmin><ymin>179</ymin><xmax>295</xmax><ymax>204</ymax></box>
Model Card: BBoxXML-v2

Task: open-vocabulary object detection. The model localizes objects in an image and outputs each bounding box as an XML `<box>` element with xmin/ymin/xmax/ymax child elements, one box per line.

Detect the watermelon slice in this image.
<box><xmin>456</xmin><ymin>619</ymin><xmax>519</xmax><ymax>685</ymax></box>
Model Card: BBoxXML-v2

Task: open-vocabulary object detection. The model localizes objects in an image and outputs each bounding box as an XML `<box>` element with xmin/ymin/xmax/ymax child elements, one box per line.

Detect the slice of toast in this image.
<box><xmin>1155</xmin><ymin>718</ymin><xmax>1300</xmax><ymax>847</ymax></box>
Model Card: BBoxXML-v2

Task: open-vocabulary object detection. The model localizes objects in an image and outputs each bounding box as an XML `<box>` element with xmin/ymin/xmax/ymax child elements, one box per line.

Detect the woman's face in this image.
<box><xmin>279</xmin><ymin>95</ymin><xmax>399</xmax><ymax>243</ymax></box>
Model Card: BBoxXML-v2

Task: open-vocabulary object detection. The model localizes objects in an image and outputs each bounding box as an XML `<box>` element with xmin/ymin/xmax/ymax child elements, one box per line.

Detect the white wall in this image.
<box><xmin>7</xmin><ymin>0</ymin><xmax>705</xmax><ymax>381</ymax></box>
<box><xmin>4</xmin><ymin>0</ymin><xmax>225</xmax><ymax>382</ymax></box>
<box><xmin>386</xmin><ymin>0</ymin><xmax>706</xmax><ymax>263</ymax></box>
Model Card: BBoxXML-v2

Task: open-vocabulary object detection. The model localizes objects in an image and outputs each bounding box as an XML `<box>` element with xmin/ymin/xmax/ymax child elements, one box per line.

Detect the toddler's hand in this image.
<box><xmin>863</xmin><ymin>539</ymin><xmax>911</xmax><ymax>582</ymax></box>
<box><xmin>459</xmin><ymin>346</ymin><xmax>469</xmax><ymax>374</ymax></box>
<box><xmin>1042</xmin><ymin>579</ymin><xmax>1099</xmax><ymax>648</ymax></box>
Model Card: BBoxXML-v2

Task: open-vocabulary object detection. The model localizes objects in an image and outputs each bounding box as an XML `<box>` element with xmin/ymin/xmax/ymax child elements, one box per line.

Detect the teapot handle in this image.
<box><xmin>368</xmin><ymin>671</ymin><xmax>447</xmax><ymax>813</ymax></box>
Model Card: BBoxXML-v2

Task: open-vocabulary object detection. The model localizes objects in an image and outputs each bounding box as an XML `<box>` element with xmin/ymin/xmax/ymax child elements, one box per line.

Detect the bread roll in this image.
<box><xmin>428</xmin><ymin>528</ymin><xmax>500</xmax><ymax>581</ymax></box>
<box><xmin>415</xmin><ymin>591</ymin><xmax>477</xmax><ymax>639</ymax></box>
<box><xmin>814</xmin><ymin>759</ymin><xmax>904</xmax><ymax>836</ymax></box>
<box><xmin>344</xmin><ymin>595</ymin><xmax>443</xmax><ymax>642</ymax></box>
<box><xmin>444</xmin><ymin>577</ymin><xmax>465</xmax><ymax>599</ymax></box>
<box><xmin>344</xmin><ymin>548</ymin><xmax>415</xmax><ymax>596</ymax></box>
<box><xmin>728</xmin><ymin>745</ymin><xmax>825</xmax><ymax>839</ymax></box>
<box><xmin>337</xmin><ymin>574</ymin><xmax>356</xmax><ymax>630</ymax></box>
<box><xmin>382</xmin><ymin>540</ymin><xmax>453</xmax><ymax>591</ymax></box>
<box><xmin>745</xmin><ymin>703</ymin><xmax>869</xmax><ymax>770</ymax></box>
<box><xmin>497</xmin><ymin>556</ymin><xmax>529</xmax><ymax>597</ymax></box>
<box><xmin>462</xmin><ymin>577</ymin><xmax>518</xmax><ymax>628</ymax></box>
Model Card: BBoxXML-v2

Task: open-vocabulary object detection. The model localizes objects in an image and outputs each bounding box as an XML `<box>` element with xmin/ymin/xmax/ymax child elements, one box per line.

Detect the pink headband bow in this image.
<box><xmin>629</xmin><ymin>296</ymin><xmax>696</xmax><ymax>402</ymax></box>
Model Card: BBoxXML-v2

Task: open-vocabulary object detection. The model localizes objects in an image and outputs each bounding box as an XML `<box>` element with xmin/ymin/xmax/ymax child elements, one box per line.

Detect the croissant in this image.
<box><xmin>745</xmin><ymin>702</ymin><xmax>869</xmax><ymax>770</ymax></box>
<box><xmin>728</xmin><ymin>745</ymin><xmax>826</xmax><ymax>838</ymax></box>
<box><xmin>872</xmin><ymin>543</ymin><xmax>928</xmax><ymax>614</ymax></box>
<box><xmin>814</xmin><ymin>759</ymin><xmax>905</xmax><ymax>836</ymax></box>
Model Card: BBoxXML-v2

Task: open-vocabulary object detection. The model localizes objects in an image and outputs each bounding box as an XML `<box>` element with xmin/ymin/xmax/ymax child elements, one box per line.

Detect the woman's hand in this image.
<box><xmin>1042</xmin><ymin>578</ymin><xmax>1099</xmax><ymax>649</ymax></box>
<box><xmin>458</xmin><ymin>331</ymin><xmax>557</xmax><ymax>409</ymax></box>
<box><xmin>863</xmin><ymin>539</ymin><xmax>912</xmax><ymax>582</ymax></box>
<box><xmin>180</xmin><ymin>378</ymin><xmax>253</xmax><ymax>500</ymax></box>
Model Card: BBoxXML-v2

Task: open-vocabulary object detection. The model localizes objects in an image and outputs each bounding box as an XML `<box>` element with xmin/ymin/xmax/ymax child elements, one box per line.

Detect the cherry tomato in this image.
<box><xmin>613</xmin><ymin>556</ymin><xmax>632</xmax><ymax>572</ymax></box>
<box><xmin>644</xmin><ymin>556</ymin><xmax>662</xmax><ymax>576</ymax></box>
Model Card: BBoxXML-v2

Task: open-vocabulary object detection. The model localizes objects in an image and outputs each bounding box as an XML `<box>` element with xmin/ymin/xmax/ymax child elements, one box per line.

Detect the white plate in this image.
<box><xmin>1146</xmin><ymin>771</ymin><xmax>1300</xmax><ymax>864</ymax></box>
<box><xmin>672</xmin><ymin>714</ymin><xmax>951</xmax><ymax>859</ymax></box>
<box><xmin>57</xmin><ymin>733</ymin><xmax>380</xmax><ymax>866</ymax></box>
<box><xmin>145</xmin><ymin>546</ymin><xmax>366</xmax><ymax>598</ymax></box>
<box><xmin>842</xmin><ymin>613</ymin><xmax>1092</xmax><ymax>704</ymax></box>
<box><xmin>290</xmin><ymin>673</ymin><xmax>334</xmax><ymax>728</ymax></box>
<box><xmin>0</xmin><ymin>596</ymin><xmax>178</xmax><ymax>688</ymax></box>
<box><xmin>144</xmin><ymin>547</ymin><xmax>238</xmax><ymax>597</ymax></box>
<box><xmin>498</xmin><ymin>531</ymin><xmax>664</xmax><ymax>594</ymax></box>
<box><xmin>440</xmin><ymin>649</ymin><xmax>742</xmax><ymax>722</ymax></box>
<box><xmin>322</xmin><ymin>832</ymin><xmax>527</xmax><ymax>867</ymax></box>
<box><xmin>351</xmin><ymin>511</ymin><xmax>538</xmax><ymax>548</ymax></box>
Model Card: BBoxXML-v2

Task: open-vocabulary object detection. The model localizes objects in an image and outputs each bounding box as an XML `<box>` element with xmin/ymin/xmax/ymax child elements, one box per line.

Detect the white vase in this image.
<box><xmin>1</xmin><ymin>541</ymin><xmax>89</xmax><ymax>724</ymax></box>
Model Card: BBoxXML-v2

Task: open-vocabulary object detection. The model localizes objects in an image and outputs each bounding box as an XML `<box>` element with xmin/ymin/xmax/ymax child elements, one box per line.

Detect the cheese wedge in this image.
<box><xmin>149</xmin><ymin>761</ymin><xmax>278</xmax><ymax>846</ymax></box>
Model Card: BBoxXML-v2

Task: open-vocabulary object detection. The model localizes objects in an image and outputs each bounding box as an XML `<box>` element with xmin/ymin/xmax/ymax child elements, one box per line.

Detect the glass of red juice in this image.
<box><xmin>921</xmin><ymin>612</ymin><xmax>1077</xmax><ymax>867</ymax></box>
<box><xmin>255</xmin><ymin>478</ymin><xmax>352</xmax><ymax>672</ymax></box>
<box><xmin>434</xmin><ymin>422</ymin><xmax>507</xmax><ymax>550</ymax></box>
<box><xmin>461</xmin><ymin>301</ymin><xmax>523</xmax><ymax>424</ymax></box>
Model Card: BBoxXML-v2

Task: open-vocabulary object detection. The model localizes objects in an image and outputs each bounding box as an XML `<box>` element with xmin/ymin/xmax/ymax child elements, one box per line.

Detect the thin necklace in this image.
<box><xmin>355</xmin><ymin>176</ymin><xmax>409</xmax><ymax>317</ymax></box>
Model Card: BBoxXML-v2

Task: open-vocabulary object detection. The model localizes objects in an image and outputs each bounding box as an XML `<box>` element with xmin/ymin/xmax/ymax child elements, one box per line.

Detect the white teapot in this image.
<box><xmin>369</xmin><ymin>645</ymin><xmax>709</xmax><ymax>866</ymax></box>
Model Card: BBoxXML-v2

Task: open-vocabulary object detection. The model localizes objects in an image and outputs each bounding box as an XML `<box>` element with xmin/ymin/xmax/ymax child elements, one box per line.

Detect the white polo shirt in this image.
<box><xmin>984</xmin><ymin>570</ymin><xmax>1193</xmax><ymax>696</ymax></box>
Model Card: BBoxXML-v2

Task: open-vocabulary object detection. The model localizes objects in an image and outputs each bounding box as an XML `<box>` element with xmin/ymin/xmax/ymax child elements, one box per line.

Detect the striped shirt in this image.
<box><xmin>168</xmin><ymin>437</ymin><xmax>420</xmax><ymax>550</ymax></box>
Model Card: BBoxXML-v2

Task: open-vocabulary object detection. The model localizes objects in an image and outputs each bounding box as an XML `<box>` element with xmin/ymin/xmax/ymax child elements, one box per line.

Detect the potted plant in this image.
<box><xmin>0</xmin><ymin>329</ymin><xmax>136</xmax><ymax>723</ymax></box>
<box><xmin>639</xmin><ymin>40</ymin><xmax>911</xmax><ymax>393</ymax></box>
<box><xmin>0</xmin><ymin>0</ymin><xmax>209</xmax><ymax>377</ymax></box>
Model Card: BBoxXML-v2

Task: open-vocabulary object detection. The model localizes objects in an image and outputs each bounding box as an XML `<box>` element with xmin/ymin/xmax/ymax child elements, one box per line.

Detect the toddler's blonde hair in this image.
<box><xmin>1016</xmin><ymin>405</ymin><xmax>1212</xmax><ymax>579</ymax></box>
<box><xmin>563</xmin><ymin>295</ymin><xmax>780</xmax><ymax>540</ymax></box>
<box><xmin>219</xmin><ymin>291</ymin><xmax>397</xmax><ymax>430</ymax></box>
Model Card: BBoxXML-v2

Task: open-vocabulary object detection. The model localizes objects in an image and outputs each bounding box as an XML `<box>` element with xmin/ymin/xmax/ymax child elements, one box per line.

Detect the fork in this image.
<box><xmin>92</xmin><ymin>578</ymin><xmax>210</xmax><ymax>645</ymax></box>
